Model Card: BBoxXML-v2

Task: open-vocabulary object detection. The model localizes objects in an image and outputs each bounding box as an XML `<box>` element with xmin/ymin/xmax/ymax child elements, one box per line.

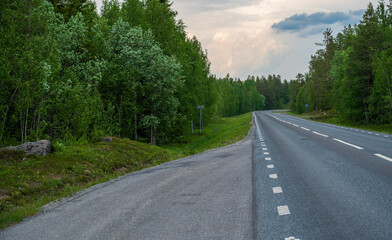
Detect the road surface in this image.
<box><xmin>0</xmin><ymin>135</ymin><xmax>254</xmax><ymax>239</ymax></box>
<box><xmin>2</xmin><ymin>111</ymin><xmax>392</xmax><ymax>240</ymax></box>
<box><xmin>253</xmin><ymin>111</ymin><xmax>392</xmax><ymax>240</ymax></box>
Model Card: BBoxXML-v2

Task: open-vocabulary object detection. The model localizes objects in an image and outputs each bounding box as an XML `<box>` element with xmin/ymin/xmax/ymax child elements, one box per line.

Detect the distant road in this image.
<box><xmin>253</xmin><ymin>111</ymin><xmax>392</xmax><ymax>239</ymax></box>
<box><xmin>1</xmin><ymin>134</ymin><xmax>254</xmax><ymax>239</ymax></box>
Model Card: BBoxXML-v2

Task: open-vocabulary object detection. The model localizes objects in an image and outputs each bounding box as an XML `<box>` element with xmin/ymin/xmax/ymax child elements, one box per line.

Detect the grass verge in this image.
<box><xmin>0</xmin><ymin>113</ymin><xmax>252</xmax><ymax>229</ymax></box>
<box><xmin>276</xmin><ymin>110</ymin><xmax>392</xmax><ymax>134</ymax></box>
<box><xmin>163</xmin><ymin>112</ymin><xmax>252</xmax><ymax>156</ymax></box>
<box><xmin>0</xmin><ymin>138</ymin><xmax>178</xmax><ymax>229</ymax></box>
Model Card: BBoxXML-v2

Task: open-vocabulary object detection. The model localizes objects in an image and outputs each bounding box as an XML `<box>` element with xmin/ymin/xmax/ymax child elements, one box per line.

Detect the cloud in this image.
<box><xmin>206</xmin><ymin>29</ymin><xmax>289</xmax><ymax>78</ymax></box>
<box><xmin>173</xmin><ymin>0</ymin><xmax>260</xmax><ymax>14</ymax></box>
<box><xmin>272</xmin><ymin>10</ymin><xmax>365</xmax><ymax>35</ymax></box>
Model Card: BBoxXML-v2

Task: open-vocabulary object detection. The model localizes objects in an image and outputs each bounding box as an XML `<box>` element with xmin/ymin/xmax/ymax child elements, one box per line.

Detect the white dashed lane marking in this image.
<box><xmin>274</xmin><ymin>114</ymin><xmax>389</xmax><ymax>141</ymax></box>
<box><xmin>374</xmin><ymin>153</ymin><xmax>392</xmax><ymax>163</ymax></box>
<box><xmin>267</xmin><ymin>164</ymin><xmax>274</xmax><ymax>169</ymax></box>
<box><xmin>277</xmin><ymin>205</ymin><xmax>290</xmax><ymax>216</ymax></box>
<box><xmin>285</xmin><ymin>237</ymin><xmax>300</xmax><ymax>240</ymax></box>
<box><xmin>312</xmin><ymin>131</ymin><xmax>329</xmax><ymax>138</ymax></box>
<box><xmin>265</xmin><ymin>157</ymin><xmax>271</xmax><ymax>161</ymax></box>
<box><xmin>264</xmin><ymin>152</ymin><xmax>270</xmax><ymax>155</ymax></box>
<box><xmin>269</xmin><ymin>174</ymin><xmax>278</xmax><ymax>179</ymax></box>
<box><xmin>272</xmin><ymin>187</ymin><xmax>282</xmax><ymax>194</ymax></box>
<box><xmin>262</xmin><ymin>148</ymin><xmax>268</xmax><ymax>151</ymax></box>
<box><xmin>333</xmin><ymin>138</ymin><xmax>364</xmax><ymax>150</ymax></box>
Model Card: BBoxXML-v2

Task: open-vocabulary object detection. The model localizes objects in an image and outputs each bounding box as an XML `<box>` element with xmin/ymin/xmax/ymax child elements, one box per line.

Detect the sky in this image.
<box><xmin>95</xmin><ymin>0</ymin><xmax>377</xmax><ymax>80</ymax></box>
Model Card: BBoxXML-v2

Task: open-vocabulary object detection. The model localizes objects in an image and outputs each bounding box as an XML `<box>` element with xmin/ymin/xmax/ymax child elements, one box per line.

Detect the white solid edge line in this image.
<box><xmin>312</xmin><ymin>131</ymin><xmax>329</xmax><ymax>137</ymax></box>
<box><xmin>253</xmin><ymin>113</ymin><xmax>263</xmax><ymax>141</ymax></box>
<box><xmin>374</xmin><ymin>153</ymin><xmax>392</xmax><ymax>163</ymax></box>
<box><xmin>333</xmin><ymin>138</ymin><xmax>363</xmax><ymax>150</ymax></box>
<box><xmin>301</xmin><ymin>127</ymin><xmax>310</xmax><ymax>131</ymax></box>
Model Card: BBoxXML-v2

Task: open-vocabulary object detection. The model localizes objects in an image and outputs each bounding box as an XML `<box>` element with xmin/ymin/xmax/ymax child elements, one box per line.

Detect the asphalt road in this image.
<box><xmin>253</xmin><ymin>111</ymin><xmax>392</xmax><ymax>240</ymax></box>
<box><xmin>2</xmin><ymin>111</ymin><xmax>392</xmax><ymax>240</ymax></box>
<box><xmin>0</xmin><ymin>136</ymin><xmax>254</xmax><ymax>239</ymax></box>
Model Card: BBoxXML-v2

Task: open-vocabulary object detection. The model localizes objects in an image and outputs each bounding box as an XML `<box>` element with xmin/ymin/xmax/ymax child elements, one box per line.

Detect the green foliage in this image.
<box><xmin>0</xmin><ymin>0</ymin><xmax>211</xmax><ymax>146</ymax></box>
<box><xmin>214</xmin><ymin>75</ymin><xmax>267</xmax><ymax>117</ymax></box>
<box><xmin>164</xmin><ymin>112</ymin><xmax>252</xmax><ymax>156</ymax></box>
<box><xmin>104</xmin><ymin>19</ymin><xmax>183</xmax><ymax>143</ymax></box>
<box><xmin>255</xmin><ymin>75</ymin><xmax>289</xmax><ymax>110</ymax></box>
<box><xmin>290</xmin><ymin>1</ymin><xmax>392</xmax><ymax>125</ymax></box>
<box><xmin>370</xmin><ymin>45</ymin><xmax>392</xmax><ymax>123</ymax></box>
<box><xmin>1</xmin><ymin>0</ymin><xmax>290</xmax><ymax>147</ymax></box>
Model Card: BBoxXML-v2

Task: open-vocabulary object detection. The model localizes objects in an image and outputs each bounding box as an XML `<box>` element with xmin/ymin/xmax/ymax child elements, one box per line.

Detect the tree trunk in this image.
<box><xmin>36</xmin><ymin>99</ymin><xmax>42</xmax><ymax>140</ymax></box>
<box><xmin>150</xmin><ymin>126</ymin><xmax>156</xmax><ymax>145</ymax></box>
<box><xmin>134</xmin><ymin>114</ymin><xmax>137</xmax><ymax>141</ymax></box>
<box><xmin>25</xmin><ymin>108</ymin><xmax>29</xmax><ymax>142</ymax></box>
<box><xmin>387</xmin><ymin>75</ymin><xmax>392</xmax><ymax>124</ymax></box>
<box><xmin>363</xmin><ymin>100</ymin><xmax>369</xmax><ymax>124</ymax></box>
<box><xmin>20</xmin><ymin>111</ymin><xmax>24</xmax><ymax>143</ymax></box>
<box><xmin>0</xmin><ymin>106</ymin><xmax>9</xmax><ymax>143</ymax></box>
<box><xmin>28</xmin><ymin>0</ymin><xmax>31</xmax><ymax>39</ymax></box>
<box><xmin>150</xmin><ymin>126</ymin><xmax>153</xmax><ymax>145</ymax></box>
<box><xmin>1</xmin><ymin>88</ymin><xmax>18</xmax><ymax>143</ymax></box>
<box><xmin>118</xmin><ymin>96</ymin><xmax>123</xmax><ymax>137</ymax></box>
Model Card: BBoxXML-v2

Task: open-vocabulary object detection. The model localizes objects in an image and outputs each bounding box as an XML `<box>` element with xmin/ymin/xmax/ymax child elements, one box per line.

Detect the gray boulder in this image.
<box><xmin>4</xmin><ymin>140</ymin><xmax>52</xmax><ymax>156</ymax></box>
<box><xmin>101</xmin><ymin>137</ymin><xmax>113</xmax><ymax>142</ymax></box>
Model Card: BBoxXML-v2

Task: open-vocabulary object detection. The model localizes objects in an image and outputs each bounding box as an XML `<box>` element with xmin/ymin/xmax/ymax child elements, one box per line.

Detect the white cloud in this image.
<box><xmin>93</xmin><ymin>0</ymin><xmax>378</xmax><ymax>80</ymax></box>
<box><xmin>207</xmin><ymin>29</ymin><xmax>288</xmax><ymax>77</ymax></box>
<box><xmin>173</xmin><ymin>0</ymin><xmax>377</xmax><ymax>80</ymax></box>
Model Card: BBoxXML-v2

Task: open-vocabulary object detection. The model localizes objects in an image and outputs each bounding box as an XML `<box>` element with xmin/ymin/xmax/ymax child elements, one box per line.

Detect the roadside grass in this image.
<box><xmin>0</xmin><ymin>138</ymin><xmax>177</xmax><ymax>229</ymax></box>
<box><xmin>276</xmin><ymin>110</ymin><xmax>392</xmax><ymax>134</ymax></box>
<box><xmin>163</xmin><ymin>112</ymin><xmax>252</xmax><ymax>156</ymax></box>
<box><xmin>0</xmin><ymin>113</ymin><xmax>252</xmax><ymax>229</ymax></box>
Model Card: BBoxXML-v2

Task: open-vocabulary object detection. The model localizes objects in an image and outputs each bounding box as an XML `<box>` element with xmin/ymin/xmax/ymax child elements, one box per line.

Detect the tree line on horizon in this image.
<box><xmin>1</xmin><ymin>0</ymin><xmax>292</xmax><ymax>147</ymax></box>
<box><xmin>289</xmin><ymin>1</ymin><xmax>392</xmax><ymax>125</ymax></box>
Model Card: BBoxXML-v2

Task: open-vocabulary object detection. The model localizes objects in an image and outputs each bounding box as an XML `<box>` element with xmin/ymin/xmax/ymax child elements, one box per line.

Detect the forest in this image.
<box><xmin>289</xmin><ymin>1</ymin><xmax>392</xmax><ymax>126</ymax></box>
<box><xmin>3</xmin><ymin>0</ymin><xmax>388</xmax><ymax>148</ymax></box>
<box><xmin>0</xmin><ymin>0</ymin><xmax>282</xmax><ymax>147</ymax></box>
